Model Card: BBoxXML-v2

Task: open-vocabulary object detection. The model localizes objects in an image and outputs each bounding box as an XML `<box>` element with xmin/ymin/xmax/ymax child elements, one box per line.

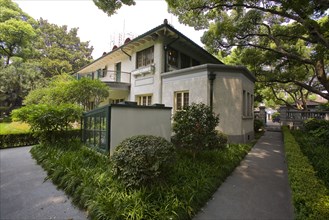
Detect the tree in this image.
<box><xmin>166</xmin><ymin>0</ymin><xmax>329</xmax><ymax>101</ymax></box>
<box><xmin>0</xmin><ymin>0</ymin><xmax>38</xmax><ymax>65</ymax></box>
<box><xmin>0</xmin><ymin>57</ymin><xmax>45</xmax><ymax>114</ymax></box>
<box><xmin>92</xmin><ymin>0</ymin><xmax>135</xmax><ymax>16</ymax></box>
<box><xmin>24</xmin><ymin>74</ymin><xmax>110</xmax><ymax>111</ymax></box>
<box><xmin>34</xmin><ymin>18</ymin><xmax>94</xmax><ymax>77</ymax></box>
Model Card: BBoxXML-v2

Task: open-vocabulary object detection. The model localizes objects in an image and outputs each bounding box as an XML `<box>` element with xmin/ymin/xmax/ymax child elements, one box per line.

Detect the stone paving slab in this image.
<box><xmin>0</xmin><ymin>146</ymin><xmax>88</xmax><ymax>220</ymax></box>
<box><xmin>194</xmin><ymin>131</ymin><xmax>294</xmax><ymax>220</ymax></box>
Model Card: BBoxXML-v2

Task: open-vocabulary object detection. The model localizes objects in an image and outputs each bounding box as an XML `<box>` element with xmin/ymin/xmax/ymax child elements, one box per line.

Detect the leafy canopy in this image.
<box><xmin>93</xmin><ymin>0</ymin><xmax>136</xmax><ymax>16</ymax></box>
<box><xmin>24</xmin><ymin>74</ymin><xmax>110</xmax><ymax>111</ymax></box>
<box><xmin>166</xmin><ymin>0</ymin><xmax>329</xmax><ymax>101</ymax></box>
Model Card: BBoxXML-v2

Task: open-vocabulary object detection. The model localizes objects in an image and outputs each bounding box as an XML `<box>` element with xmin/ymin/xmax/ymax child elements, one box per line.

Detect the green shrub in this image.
<box><xmin>206</xmin><ymin>131</ymin><xmax>228</xmax><ymax>150</ymax></box>
<box><xmin>303</xmin><ymin>118</ymin><xmax>328</xmax><ymax>132</ymax></box>
<box><xmin>0</xmin><ymin>132</ymin><xmax>38</xmax><ymax>148</ymax></box>
<box><xmin>31</xmin><ymin>140</ymin><xmax>252</xmax><ymax>219</ymax></box>
<box><xmin>282</xmin><ymin>126</ymin><xmax>329</xmax><ymax>220</ymax></box>
<box><xmin>172</xmin><ymin>103</ymin><xmax>220</xmax><ymax>153</ymax></box>
<box><xmin>111</xmin><ymin>135</ymin><xmax>176</xmax><ymax>188</ymax></box>
<box><xmin>254</xmin><ymin>119</ymin><xmax>264</xmax><ymax>132</ymax></box>
<box><xmin>0</xmin><ymin>130</ymin><xmax>80</xmax><ymax>149</ymax></box>
<box><xmin>293</xmin><ymin>130</ymin><xmax>329</xmax><ymax>189</ymax></box>
<box><xmin>12</xmin><ymin>103</ymin><xmax>82</xmax><ymax>144</ymax></box>
<box><xmin>303</xmin><ymin>118</ymin><xmax>329</xmax><ymax>145</ymax></box>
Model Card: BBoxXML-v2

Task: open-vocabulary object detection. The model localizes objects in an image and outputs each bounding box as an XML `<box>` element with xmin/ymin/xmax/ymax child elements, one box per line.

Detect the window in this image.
<box><xmin>136</xmin><ymin>95</ymin><xmax>152</xmax><ymax>106</ymax></box>
<box><xmin>175</xmin><ymin>91</ymin><xmax>189</xmax><ymax>111</ymax></box>
<box><xmin>168</xmin><ymin>48</ymin><xmax>178</xmax><ymax>67</ymax></box>
<box><xmin>116</xmin><ymin>62</ymin><xmax>121</xmax><ymax>82</ymax></box>
<box><xmin>181</xmin><ymin>53</ymin><xmax>191</xmax><ymax>69</ymax></box>
<box><xmin>243</xmin><ymin>90</ymin><xmax>247</xmax><ymax>116</ymax></box>
<box><xmin>110</xmin><ymin>99</ymin><xmax>124</xmax><ymax>104</ymax></box>
<box><xmin>136</xmin><ymin>46</ymin><xmax>154</xmax><ymax>68</ymax></box>
<box><xmin>192</xmin><ymin>58</ymin><xmax>200</xmax><ymax>66</ymax></box>
<box><xmin>243</xmin><ymin>90</ymin><xmax>253</xmax><ymax>117</ymax></box>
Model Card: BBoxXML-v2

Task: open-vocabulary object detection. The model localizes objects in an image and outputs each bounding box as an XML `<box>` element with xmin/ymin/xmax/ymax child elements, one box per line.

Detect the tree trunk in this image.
<box><xmin>315</xmin><ymin>59</ymin><xmax>329</xmax><ymax>94</ymax></box>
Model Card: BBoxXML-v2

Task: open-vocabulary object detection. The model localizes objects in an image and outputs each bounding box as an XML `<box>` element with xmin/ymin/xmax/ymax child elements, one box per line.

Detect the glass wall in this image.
<box><xmin>82</xmin><ymin>106</ymin><xmax>109</xmax><ymax>152</ymax></box>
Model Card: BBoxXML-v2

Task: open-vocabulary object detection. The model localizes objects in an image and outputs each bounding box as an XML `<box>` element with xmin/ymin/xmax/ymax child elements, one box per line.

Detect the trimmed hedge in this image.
<box><xmin>0</xmin><ymin>130</ymin><xmax>81</xmax><ymax>149</ymax></box>
<box><xmin>0</xmin><ymin>133</ymin><xmax>38</xmax><ymax>148</ymax></box>
<box><xmin>282</xmin><ymin>126</ymin><xmax>329</xmax><ymax>220</ymax></box>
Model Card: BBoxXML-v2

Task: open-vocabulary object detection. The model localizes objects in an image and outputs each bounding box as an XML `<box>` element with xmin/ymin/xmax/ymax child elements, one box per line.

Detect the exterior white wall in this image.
<box><xmin>130</xmin><ymin>41</ymin><xmax>164</xmax><ymax>104</ymax></box>
<box><xmin>162</xmin><ymin>69</ymin><xmax>209</xmax><ymax>113</ymax></box>
<box><xmin>213</xmin><ymin>72</ymin><xmax>243</xmax><ymax>139</ymax></box>
<box><xmin>212</xmin><ymin>71</ymin><xmax>254</xmax><ymax>142</ymax></box>
<box><xmin>109</xmin><ymin>106</ymin><xmax>172</xmax><ymax>155</ymax></box>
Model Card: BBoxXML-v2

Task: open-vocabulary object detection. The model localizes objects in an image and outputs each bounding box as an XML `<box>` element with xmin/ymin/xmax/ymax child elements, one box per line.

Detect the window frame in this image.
<box><xmin>136</xmin><ymin>46</ymin><xmax>154</xmax><ymax>69</ymax></box>
<box><xmin>136</xmin><ymin>94</ymin><xmax>153</xmax><ymax>106</ymax></box>
<box><xmin>174</xmin><ymin>91</ymin><xmax>189</xmax><ymax>111</ymax></box>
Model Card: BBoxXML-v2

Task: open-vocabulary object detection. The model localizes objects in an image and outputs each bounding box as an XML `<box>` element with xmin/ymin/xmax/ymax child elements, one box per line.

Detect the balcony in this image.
<box><xmin>99</xmin><ymin>70</ymin><xmax>131</xmax><ymax>84</ymax></box>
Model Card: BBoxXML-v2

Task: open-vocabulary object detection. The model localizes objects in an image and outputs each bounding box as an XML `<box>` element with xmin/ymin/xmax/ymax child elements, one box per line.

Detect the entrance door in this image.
<box><xmin>115</xmin><ymin>62</ymin><xmax>121</xmax><ymax>82</ymax></box>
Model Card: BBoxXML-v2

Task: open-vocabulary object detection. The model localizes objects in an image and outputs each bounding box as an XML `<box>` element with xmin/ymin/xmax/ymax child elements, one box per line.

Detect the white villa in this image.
<box><xmin>76</xmin><ymin>20</ymin><xmax>255</xmax><ymax>143</ymax></box>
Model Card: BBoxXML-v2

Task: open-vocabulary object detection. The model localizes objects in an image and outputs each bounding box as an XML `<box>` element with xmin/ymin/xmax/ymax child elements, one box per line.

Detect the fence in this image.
<box><xmin>279</xmin><ymin>106</ymin><xmax>329</xmax><ymax>128</ymax></box>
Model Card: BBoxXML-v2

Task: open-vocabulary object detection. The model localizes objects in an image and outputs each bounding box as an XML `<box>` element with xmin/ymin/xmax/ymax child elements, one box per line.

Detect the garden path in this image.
<box><xmin>0</xmin><ymin>146</ymin><xmax>88</xmax><ymax>220</ymax></box>
<box><xmin>194</xmin><ymin>125</ymin><xmax>295</xmax><ymax>219</ymax></box>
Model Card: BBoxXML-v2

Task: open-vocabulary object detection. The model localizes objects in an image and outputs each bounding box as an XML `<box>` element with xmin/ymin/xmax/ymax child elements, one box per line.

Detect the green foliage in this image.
<box><xmin>24</xmin><ymin>74</ymin><xmax>109</xmax><ymax>111</ymax></box>
<box><xmin>0</xmin><ymin>132</ymin><xmax>38</xmax><ymax>148</ymax></box>
<box><xmin>167</xmin><ymin>0</ymin><xmax>329</xmax><ymax>101</ymax></box>
<box><xmin>34</xmin><ymin>18</ymin><xmax>93</xmax><ymax>77</ymax></box>
<box><xmin>293</xmin><ymin>130</ymin><xmax>329</xmax><ymax>190</ymax></box>
<box><xmin>111</xmin><ymin>135</ymin><xmax>176</xmax><ymax>188</ymax></box>
<box><xmin>0</xmin><ymin>1</ymin><xmax>93</xmax><ymax>111</ymax></box>
<box><xmin>31</xmin><ymin>140</ymin><xmax>251</xmax><ymax>219</ymax></box>
<box><xmin>172</xmin><ymin>103</ymin><xmax>221</xmax><ymax>153</ymax></box>
<box><xmin>0</xmin><ymin>121</ymin><xmax>30</xmax><ymax>134</ymax></box>
<box><xmin>282</xmin><ymin>126</ymin><xmax>329</xmax><ymax>219</ymax></box>
<box><xmin>93</xmin><ymin>0</ymin><xmax>136</xmax><ymax>16</ymax></box>
<box><xmin>254</xmin><ymin>119</ymin><xmax>264</xmax><ymax>132</ymax></box>
<box><xmin>303</xmin><ymin>118</ymin><xmax>329</xmax><ymax>145</ymax></box>
<box><xmin>0</xmin><ymin>58</ymin><xmax>45</xmax><ymax>113</ymax></box>
<box><xmin>0</xmin><ymin>0</ymin><xmax>37</xmax><ymax>65</ymax></box>
<box><xmin>12</xmin><ymin>103</ymin><xmax>82</xmax><ymax>144</ymax></box>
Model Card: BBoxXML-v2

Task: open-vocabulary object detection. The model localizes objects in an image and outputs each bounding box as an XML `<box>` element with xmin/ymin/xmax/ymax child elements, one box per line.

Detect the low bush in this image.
<box><xmin>206</xmin><ymin>131</ymin><xmax>228</xmax><ymax>150</ymax></box>
<box><xmin>282</xmin><ymin>126</ymin><xmax>329</xmax><ymax>220</ymax></box>
<box><xmin>12</xmin><ymin>103</ymin><xmax>82</xmax><ymax>144</ymax></box>
<box><xmin>293</xmin><ymin>130</ymin><xmax>329</xmax><ymax>189</ymax></box>
<box><xmin>0</xmin><ymin>133</ymin><xmax>38</xmax><ymax>148</ymax></box>
<box><xmin>111</xmin><ymin>135</ymin><xmax>175</xmax><ymax>188</ymax></box>
<box><xmin>0</xmin><ymin>130</ymin><xmax>80</xmax><ymax>149</ymax></box>
<box><xmin>31</xmin><ymin>141</ymin><xmax>252</xmax><ymax>219</ymax></box>
<box><xmin>254</xmin><ymin>119</ymin><xmax>264</xmax><ymax>132</ymax></box>
<box><xmin>172</xmin><ymin>103</ymin><xmax>220</xmax><ymax>154</ymax></box>
<box><xmin>302</xmin><ymin>118</ymin><xmax>329</xmax><ymax>146</ymax></box>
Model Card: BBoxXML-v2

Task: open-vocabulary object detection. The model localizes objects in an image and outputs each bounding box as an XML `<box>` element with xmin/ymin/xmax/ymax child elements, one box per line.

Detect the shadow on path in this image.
<box><xmin>194</xmin><ymin>130</ymin><xmax>294</xmax><ymax>220</ymax></box>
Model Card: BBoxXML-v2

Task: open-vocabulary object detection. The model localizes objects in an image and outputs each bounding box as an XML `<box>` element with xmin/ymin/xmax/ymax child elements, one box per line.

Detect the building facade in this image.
<box><xmin>77</xmin><ymin>20</ymin><xmax>255</xmax><ymax>143</ymax></box>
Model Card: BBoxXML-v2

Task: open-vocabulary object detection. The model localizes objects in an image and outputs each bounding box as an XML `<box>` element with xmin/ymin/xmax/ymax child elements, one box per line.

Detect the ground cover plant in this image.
<box><xmin>282</xmin><ymin>126</ymin><xmax>329</xmax><ymax>220</ymax></box>
<box><xmin>31</xmin><ymin>140</ymin><xmax>252</xmax><ymax>220</ymax></box>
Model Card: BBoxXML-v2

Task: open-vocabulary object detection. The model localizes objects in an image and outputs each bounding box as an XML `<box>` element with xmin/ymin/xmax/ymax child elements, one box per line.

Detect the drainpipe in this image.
<box><xmin>208</xmin><ymin>72</ymin><xmax>216</xmax><ymax>111</ymax></box>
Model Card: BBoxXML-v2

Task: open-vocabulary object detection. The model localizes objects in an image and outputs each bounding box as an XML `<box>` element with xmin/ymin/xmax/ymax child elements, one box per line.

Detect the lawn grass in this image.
<box><xmin>31</xmin><ymin>141</ymin><xmax>252</xmax><ymax>220</ymax></box>
<box><xmin>0</xmin><ymin>122</ymin><xmax>30</xmax><ymax>134</ymax></box>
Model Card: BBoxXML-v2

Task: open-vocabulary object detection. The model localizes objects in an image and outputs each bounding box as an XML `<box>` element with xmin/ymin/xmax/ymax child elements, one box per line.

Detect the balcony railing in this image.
<box><xmin>99</xmin><ymin>70</ymin><xmax>131</xmax><ymax>84</ymax></box>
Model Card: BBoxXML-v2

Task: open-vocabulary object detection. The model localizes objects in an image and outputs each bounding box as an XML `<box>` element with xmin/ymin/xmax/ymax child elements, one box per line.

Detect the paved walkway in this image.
<box><xmin>194</xmin><ymin>128</ymin><xmax>295</xmax><ymax>219</ymax></box>
<box><xmin>0</xmin><ymin>146</ymin><xmax>87</xmax><ymax>220</ymax></box>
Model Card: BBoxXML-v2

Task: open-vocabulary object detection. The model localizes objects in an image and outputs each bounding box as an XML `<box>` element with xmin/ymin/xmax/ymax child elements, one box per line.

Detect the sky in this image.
<box><xmin>13</xmin><ymin>0</ymin><xmax>205</xmax><ymax>59</ymax></box>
